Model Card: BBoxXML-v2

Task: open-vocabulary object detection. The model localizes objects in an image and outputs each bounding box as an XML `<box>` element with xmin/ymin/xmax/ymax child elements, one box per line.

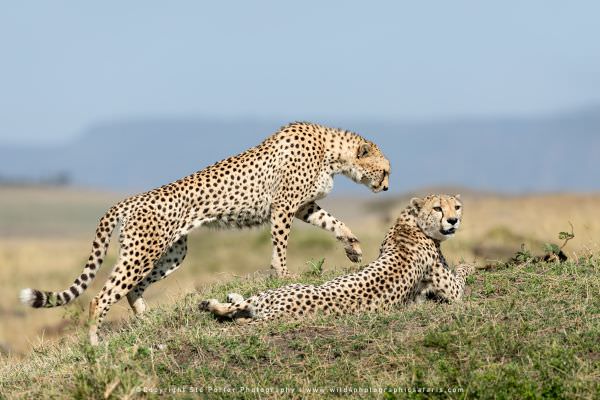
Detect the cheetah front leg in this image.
<box><xmin>269</xmin><ymin>206</ymin><xmax>296</xmax><ymax>277</ymax></box>
<box><xmin>426</xmin><ymin>262</ymin><xmax>475</xmax><ymax>302</ymax></box>
<box><xmin>296</xmin><ymin>202</ymin><xmax>362</xmax><ymax>263</ymax></box>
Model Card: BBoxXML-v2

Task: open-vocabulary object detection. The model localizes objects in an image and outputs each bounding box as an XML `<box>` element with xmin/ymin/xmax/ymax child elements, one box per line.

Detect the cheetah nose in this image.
<box><xmin>382</xmin><ymin>186</ymin><xmax>388</xmax><ymax>191</ymax></box>
<box><xmin>447</xmin><ymin>218</ymin><xmax>458</xmax><ymax>225</ymax></box>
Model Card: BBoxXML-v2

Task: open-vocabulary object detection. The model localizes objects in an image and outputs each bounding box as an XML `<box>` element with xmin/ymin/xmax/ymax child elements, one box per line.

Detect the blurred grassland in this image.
<box><xmin>1</xmin><ymin>186</ymin><xmax>600</xmax><ymax>357</ymax></box>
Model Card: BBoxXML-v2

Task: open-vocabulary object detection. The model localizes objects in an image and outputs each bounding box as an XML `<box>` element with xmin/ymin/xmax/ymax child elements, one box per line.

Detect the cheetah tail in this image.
<box><xmin>19</xmin><ymin>206</ymin><xmax>121</xmax><ymax>309</ymax></box>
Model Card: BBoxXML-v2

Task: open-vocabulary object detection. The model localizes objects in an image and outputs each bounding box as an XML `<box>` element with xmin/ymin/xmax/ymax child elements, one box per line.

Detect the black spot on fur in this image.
<box><xmin>32</xmin><ymin>290</ymin><xmax>45</xmax><ymax>308</ymax></box>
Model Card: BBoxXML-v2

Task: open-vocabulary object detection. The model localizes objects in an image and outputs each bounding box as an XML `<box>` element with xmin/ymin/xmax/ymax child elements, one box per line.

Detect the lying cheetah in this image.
<box><xmin>19</xmin><ymin>122</ymin><xmax>390</xmax><ymax>345</ymax></box>
<box><xmin>200</xmin><ymin>194</ymin><xmax>474</xmax><ymax>322</ymax></box>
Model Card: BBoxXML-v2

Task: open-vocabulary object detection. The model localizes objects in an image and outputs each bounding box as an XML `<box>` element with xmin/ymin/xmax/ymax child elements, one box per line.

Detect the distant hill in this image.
<box><xmin>0</xmin><ymin>107</ymin><xmax>598</xmax><ymax>193</ymax></box>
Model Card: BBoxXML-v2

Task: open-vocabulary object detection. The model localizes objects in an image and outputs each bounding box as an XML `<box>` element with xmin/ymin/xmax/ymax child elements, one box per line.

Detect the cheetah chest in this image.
<box><xmin>309</xmin><ymin>172</ymin><xmax>334</xmax><ymax>202</ymax></box>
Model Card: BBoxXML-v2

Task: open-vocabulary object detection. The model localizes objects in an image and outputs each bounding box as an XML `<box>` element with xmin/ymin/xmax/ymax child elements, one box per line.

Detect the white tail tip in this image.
<box><xmin>19</xmin><ymin>288</ymin><xmax>36</xmax><ymax>307</ymax></box>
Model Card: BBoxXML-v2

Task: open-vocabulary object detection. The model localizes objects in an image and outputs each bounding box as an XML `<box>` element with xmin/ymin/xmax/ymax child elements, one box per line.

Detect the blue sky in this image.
<box><xmin>1</xmin><ymin>1</ymin><xmax>599</xmax><ymax>145</ymax></box>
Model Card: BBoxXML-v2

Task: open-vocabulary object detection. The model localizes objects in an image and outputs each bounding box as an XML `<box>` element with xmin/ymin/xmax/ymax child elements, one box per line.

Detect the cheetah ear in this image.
<box><xmin>455</xmin><ymin>194</ymin><xmax>461</xmax><ymax>200</ymax></box>
<box><xmin>357</xmin><ymin>143</ymin><xmax>371</xmax><ymax>159</ymax></box>
<box><xmin>410</xmin><ymin>197</ymin><xmax>424</xmax><ymax>210</ymax></box>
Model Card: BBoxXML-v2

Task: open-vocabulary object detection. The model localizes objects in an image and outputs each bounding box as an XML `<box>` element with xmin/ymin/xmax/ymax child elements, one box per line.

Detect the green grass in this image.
<box><xmin>1</xmin><ymin>258</ymin><xmax>599</xmax><ymax>399</ymax></box>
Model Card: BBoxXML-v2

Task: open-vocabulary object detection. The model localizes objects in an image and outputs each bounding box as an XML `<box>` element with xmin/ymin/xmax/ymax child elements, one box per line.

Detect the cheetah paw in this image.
<box><xmin>226</xmin><ymin>293</ymin><xmax>245</xmax><ymax>304</ymax></box>
<box><xmin>89</xmin><ymin>332</ymin><xmax>100</xmax><ymax>347</ymax></box>
<box><xmin>272</xmin><ymin>269</ymin><xmax>299</xmax><ymax>279</ymax></box>
<box><xmin>199</xmin><ymin>299</ymin><xmax>218</xmax><ymax>312</ymax></box>
<box><xmin>456</xmin><ymin>263</ymin><xmax>476</xmax><ymax>276</ymax></box>
<box><xmin>343</xmin><ymin>238</ymin><xmax>363</xmax><ymax>263</ymax></box>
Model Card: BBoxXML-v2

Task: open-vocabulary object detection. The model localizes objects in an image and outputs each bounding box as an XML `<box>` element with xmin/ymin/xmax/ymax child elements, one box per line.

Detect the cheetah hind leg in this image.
<box><xmin>126</xmin><ymin>236</ymin><xmax>188</xmax><ymax>315</ymax></box>
<box><xmin>89</xmin><ymin>256</ymin><xmax>154</xmax><ymax>346</ymax></box>
<box><xmin>199</xmin><ymin>299</ymin><xmax>232</xmax><ymax>316</ymax></box>
<box><xmin>199</xmin><ymin>298</ymin><xmax>253</xmax><ymax>320</ymax></box>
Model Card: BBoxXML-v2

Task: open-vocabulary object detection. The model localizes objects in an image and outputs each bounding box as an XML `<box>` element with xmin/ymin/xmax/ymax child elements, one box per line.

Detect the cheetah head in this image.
<box><xmin>410</xmin><ymin>194</ymin><xmax>463</xmax><ymax>241</ymax></box>
<box><xmin>344</xmin><ymin>140</ymin><xmax>391</xmax><ymax>193</ymax></box>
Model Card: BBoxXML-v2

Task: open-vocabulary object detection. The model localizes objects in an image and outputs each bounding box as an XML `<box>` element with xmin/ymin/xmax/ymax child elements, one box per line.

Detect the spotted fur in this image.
<box><xmin>19</xmin><ymin>122</ymin><xmax>390</xmax><ymax>345</ymax></box>
<box><xmin>200</xmin><ymin>194</ymin><xmax>474</xmax><ymax>322</ymax></box>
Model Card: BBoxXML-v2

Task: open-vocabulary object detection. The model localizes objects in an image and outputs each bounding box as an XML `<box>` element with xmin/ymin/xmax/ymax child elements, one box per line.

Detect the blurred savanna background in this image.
<box><xmin>1</xmin><ymin>1</ymin><xmax>599</xmax><ymax>360</ymax></box>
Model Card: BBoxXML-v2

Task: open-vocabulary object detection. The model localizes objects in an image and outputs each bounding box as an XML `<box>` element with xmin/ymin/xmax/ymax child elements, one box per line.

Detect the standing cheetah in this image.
<box><xmin>19</xmin><ymin>122</ymin><xmax>390</xmax><ymax>345</ymax></box>
<box><xmin>200</xmin><ymin>194</ymin><xmax>474</xmax><ymax>322</ymax></box>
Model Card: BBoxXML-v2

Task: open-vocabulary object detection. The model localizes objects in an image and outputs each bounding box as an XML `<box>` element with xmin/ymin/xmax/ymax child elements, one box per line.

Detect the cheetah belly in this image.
<box><xmin>215</xmin><ymin>210</ymin><xmax>271</xmax><ymax>229</ymax></box>
<box><xmin>179</xmin><ymin>217</ymin><xmax>218</xmax><ymax>236</ymax></box>
<box><xmin>195</xmin><ymin>200</ymin><xmax>272</xmax><ymax>231</ymax></box>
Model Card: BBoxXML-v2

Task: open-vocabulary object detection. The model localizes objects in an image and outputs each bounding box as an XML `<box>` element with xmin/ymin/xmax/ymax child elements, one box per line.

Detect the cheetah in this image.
<box><xmin>200</xmin><ymin>194</ymin><xmax>474</xmax><ymax>322</ymax></box>
<box><xmin>19</xmin><ymin>122</ymin><xmax>390</xmax><ymax>345</ymax></box>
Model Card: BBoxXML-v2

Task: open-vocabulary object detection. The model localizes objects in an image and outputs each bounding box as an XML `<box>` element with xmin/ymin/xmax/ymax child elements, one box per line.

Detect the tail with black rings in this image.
<box><xmin>19</xmin><ymin>206</ymin><xmax>121</xmax><ymax>308</ymax></box>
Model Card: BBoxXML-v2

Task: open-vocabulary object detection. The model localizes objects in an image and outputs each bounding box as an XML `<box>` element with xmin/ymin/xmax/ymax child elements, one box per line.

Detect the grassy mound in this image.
<box><xmin>1</xmin><ymin>258</ymin><xmax>599</xmax><ymax>399</ymax></box>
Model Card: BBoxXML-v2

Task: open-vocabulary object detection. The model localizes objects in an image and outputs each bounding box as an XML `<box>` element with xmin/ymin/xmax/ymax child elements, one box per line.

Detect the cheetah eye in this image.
<box><xmin>455</xmin><ymin>205</ymin><xmax>461</xmax><ymax>210</ymax></box>
<box><xmin>433</xmin><ymin>207</ymin><xmax>442</xmax><ymax>212</ymax></box>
